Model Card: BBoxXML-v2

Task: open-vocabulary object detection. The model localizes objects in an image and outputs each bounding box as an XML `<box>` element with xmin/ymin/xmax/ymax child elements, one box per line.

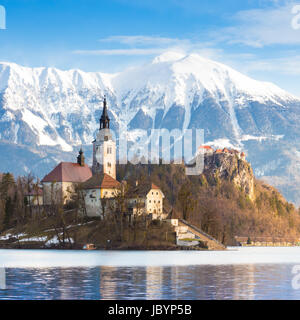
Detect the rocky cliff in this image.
<box><xmin>203</xmin><ymin>150</ymin><xmax>255</xmax><ymax>201</ymax></box>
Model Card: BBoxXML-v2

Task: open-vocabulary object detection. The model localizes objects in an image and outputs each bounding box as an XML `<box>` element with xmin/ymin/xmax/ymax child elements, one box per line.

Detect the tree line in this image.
<box><xmin>1</xmin><ymin>162</ymin><xmax>300</xmax><ymax>246</ymax></box>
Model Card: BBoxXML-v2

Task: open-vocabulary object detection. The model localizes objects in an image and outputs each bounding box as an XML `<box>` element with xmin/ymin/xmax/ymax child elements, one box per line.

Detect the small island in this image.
<box><xmin>0</xmin><ymin>98</ymin><xmax>299</xmax><ymax>250</ymax></box>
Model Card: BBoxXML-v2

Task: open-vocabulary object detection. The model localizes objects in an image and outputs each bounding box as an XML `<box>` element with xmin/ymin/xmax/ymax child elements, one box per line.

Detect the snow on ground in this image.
<box><xmin>18</xmin><ymin>236</ymin><xmax>48</xmax><ymax>242</ymax></box>
<box><xmin>0</xmin><ymin>234</ymin><xmax>12</xmax><ymax>241</ymax></box>
<box><xmin>45</xmin><ymin>235</ymin><xmax>74</xmax><ymax>247</ymax></box>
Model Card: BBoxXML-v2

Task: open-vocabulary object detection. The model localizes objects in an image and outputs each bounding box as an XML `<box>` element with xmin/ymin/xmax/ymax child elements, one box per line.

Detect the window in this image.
<box><xmin>107</xmin><ymin>147</ymin><xmax>112</xmax><ymax>154</ymax></box>
<box><xmin>156</xmin><ymin>192</ymin><xmax>158</xmax><ymax>195</ymax></box>
<box><xmin>107</xmin><ymin>162</ymin><xmax>111</xmax><ymax>167</ymax></box>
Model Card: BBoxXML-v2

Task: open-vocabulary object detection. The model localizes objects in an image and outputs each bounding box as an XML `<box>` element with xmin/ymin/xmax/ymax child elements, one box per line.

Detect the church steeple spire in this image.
<box><xmin>93</xmin><ymin>95</ymin><xmax>116</xmax><ymax>178</ymax></box>
<box><xmin>77</xmin><ymin>148</ymin><xmax>85</xmax><ymax>166</ymax></box>
<box><xmin>100</xmin><ymin>95</ymin><xmax>110</xmax><ymax>130</ymax></box>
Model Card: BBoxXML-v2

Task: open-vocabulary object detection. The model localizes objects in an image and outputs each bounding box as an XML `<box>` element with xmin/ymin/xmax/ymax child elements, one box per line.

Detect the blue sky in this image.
<box><xmin>1</xmin><ymin>0</ymin><xmax>300</xmax><ymax>96</ymax></box>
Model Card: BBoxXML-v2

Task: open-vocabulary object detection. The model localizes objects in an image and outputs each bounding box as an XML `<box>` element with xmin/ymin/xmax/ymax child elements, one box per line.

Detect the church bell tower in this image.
<box><xmin>92</xmin><ymin>96</ymin><xmax>116</xmax><ymax>179</ymax></box>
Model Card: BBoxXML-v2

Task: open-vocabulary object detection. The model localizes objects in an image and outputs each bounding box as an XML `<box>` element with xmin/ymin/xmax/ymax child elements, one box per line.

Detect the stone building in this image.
<box><xmin>127</xmin><ymin>181</ymin><xmax>166</xmax><ymax>219</ymax></box>
<box><xmin>41</xmin><ymin>149</ymin><xmax>92</xmax><ymax>205</ymax></box>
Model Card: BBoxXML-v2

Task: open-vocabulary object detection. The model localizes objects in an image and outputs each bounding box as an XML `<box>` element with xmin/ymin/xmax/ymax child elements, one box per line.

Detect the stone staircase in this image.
<box><xmin>168</xmin><ymin>219</ymin><xmax>226</xmax><ymax>250</ymax></box>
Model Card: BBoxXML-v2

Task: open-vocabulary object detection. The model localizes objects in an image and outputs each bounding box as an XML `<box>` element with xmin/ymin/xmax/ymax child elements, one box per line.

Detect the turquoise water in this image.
<box><xmin>0</xmin><ymin>247</ymin><xmax>300</xmax><ymax>299</ymax></box>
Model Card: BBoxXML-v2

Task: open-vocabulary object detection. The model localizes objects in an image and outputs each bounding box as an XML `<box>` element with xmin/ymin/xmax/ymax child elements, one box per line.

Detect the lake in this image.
<box><xmin>0</xmin><ymin>247</ymin><xmax>300</xmax><ymax>300</ymax></box>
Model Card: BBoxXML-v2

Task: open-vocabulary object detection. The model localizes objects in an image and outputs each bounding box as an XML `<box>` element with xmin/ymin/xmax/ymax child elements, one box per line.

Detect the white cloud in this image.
<box><xmin>73</xmin><ymin>35</ymin><xmax>191</xmax><ymax>56</ymax></box>
<box><xmin>217</xmin><ymin>2</ymin><xmax>300</xmax><ymax>47</ymax></box>
<box><xmin>73</xmin><ymin>48</ymin><xmax>167</xmax><ymax>56</ymax></box>
<box><xmin>98</xmin><ymin>35</ymin><xmax>188</xmax><ymax>46</ymax></box>
<box><xmin>73</xmin><ymin>35</ymin><xmax>224</xmax><ymax>59</ymax></box>
<box><xmin>239</xmin><ymin>54</ymin><xmax>300</xmax><ymax>75</ymax></box>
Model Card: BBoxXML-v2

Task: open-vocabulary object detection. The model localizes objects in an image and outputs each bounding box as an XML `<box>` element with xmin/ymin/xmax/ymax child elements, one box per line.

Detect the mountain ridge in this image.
<box><xmin>1</xmin><ymin>52</ymin><xmax>300</xmax><ymax>204</ymax></box>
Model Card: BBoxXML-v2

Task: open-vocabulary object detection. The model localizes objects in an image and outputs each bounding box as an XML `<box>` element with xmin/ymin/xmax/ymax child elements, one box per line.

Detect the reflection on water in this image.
<box><xmin>0</xmin><ymin>264</ymin><xmax>299</xmax><ymax>300</ymax></box>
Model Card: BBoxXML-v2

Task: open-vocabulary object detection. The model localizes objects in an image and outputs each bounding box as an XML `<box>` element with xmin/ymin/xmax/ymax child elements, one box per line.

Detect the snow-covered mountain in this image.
<box><xmin>1</xmin><ymin>52</ymin><xmax>300</xmax><ymax>204</ymax></box>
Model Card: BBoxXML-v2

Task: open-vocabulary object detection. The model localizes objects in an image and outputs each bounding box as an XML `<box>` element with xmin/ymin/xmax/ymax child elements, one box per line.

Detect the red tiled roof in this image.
<box><xmin>41</xmin><ymin>162</ymin><xmax>92</xmax><ymax>183</ymax></box>
<box><xmin>151</xmin><ymin>183</ymin><xmax>160</xmax><ymax>190</ymax></box>
<box><xmin>82</xmin><ymin>173</ymin><xmax>120</xmax><ymax>190</ymax></box>
<box><xmin>199</xmin><ymin>145</ymin><xmax>213</xmax><ymax>150</ymax></box>
<box><xmin>101</xmin><ymin>174</ymin><xmax>121</xmax><ymax>188</ymax></box>
<box><xmin>216</xmin><ymin>149</ymin><xmax>223</xmax><ymax>153</ymax></box>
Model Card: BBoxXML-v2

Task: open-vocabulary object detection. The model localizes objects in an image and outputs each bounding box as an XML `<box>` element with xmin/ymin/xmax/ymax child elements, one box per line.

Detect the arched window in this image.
<box><xmin>107</xmin><ymin>147</ymin><xmax>112</xmax><ymax>154</ymax></box>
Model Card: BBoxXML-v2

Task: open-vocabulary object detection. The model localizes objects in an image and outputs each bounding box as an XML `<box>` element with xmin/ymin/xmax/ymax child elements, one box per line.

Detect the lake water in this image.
<box><xmin>0</xmin><ymin>247</ymin><xmax>300</xmax><ymax>300</ymax></box>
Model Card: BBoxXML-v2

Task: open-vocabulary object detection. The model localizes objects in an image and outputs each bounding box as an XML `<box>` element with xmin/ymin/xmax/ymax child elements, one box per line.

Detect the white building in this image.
<box><xmin>127</xmin><ymin>182</ymin><xmax>166</xmax><ymax>219</ymax></box>
<box><xmin>92</xmin><ymin>96</ymin><xmax>116</xmax><ymax>179</ymax></box>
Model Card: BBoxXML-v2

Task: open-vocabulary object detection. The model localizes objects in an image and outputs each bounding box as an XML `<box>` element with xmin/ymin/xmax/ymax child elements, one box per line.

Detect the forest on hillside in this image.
<box><xmin>118</xmin><ymin>163</ymin><xmax>300</xmax><ymax>245</ymax></box>
<box><xmin>1</xmin><ymin>160</ymin><xmax>300</xmax><ymax>246</ymax></box>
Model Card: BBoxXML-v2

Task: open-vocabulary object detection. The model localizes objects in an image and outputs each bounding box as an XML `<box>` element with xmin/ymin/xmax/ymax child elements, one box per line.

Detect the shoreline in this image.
<box><xmin>0</xmin><ymin>244</ymin><xmax>214</xmax><ymax>251</ymax></box>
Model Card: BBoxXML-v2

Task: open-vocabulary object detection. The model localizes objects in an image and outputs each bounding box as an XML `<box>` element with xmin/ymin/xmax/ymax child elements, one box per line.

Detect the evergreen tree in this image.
<box><xmin>0</xmin><ymin>173</ymin><xmax>15</xmax><ymax>199</ymax></box>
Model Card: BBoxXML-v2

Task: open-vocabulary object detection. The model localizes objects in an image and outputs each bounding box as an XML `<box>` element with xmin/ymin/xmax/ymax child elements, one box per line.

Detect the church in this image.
<box><xmin>41</xmin><ymin>97</ymin><xmax>165</xmax><ymax>219</ymax></box>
